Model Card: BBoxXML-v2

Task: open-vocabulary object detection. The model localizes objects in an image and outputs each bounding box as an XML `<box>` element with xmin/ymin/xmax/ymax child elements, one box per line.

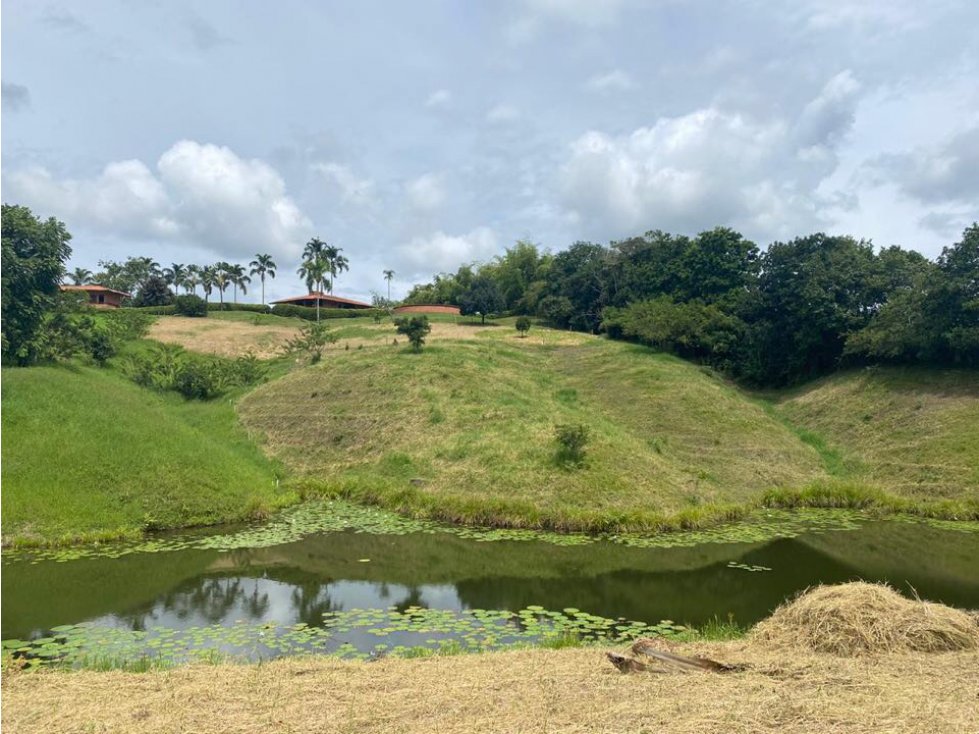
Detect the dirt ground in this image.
<box><xmin>3</xmin><ymin>643</ymin><xmax>977</xmax><ymax>734</ymax></box>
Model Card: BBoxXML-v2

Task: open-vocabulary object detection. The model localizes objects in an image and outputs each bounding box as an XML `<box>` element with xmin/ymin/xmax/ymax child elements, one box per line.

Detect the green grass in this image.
<box><xmin>1</xmin><ymin>364</ymin><xmax>294</xmax><ymax>546</ymax></box>
<box><xmin>238</xmin><ymin>335</ymin><xmax>835</xmax><ymax>532</ymax></box>
<box><xmin>774</xmin><ymin>367</ymin><xmax>979</xmax><ymax>503</ymax></box>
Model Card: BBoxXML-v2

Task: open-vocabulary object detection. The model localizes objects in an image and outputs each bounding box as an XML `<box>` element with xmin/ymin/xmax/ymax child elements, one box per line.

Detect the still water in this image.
<box><xmin>4</xmin><ymin>517</ymin><xmax>978</xmax><ymax>650</ymax></box>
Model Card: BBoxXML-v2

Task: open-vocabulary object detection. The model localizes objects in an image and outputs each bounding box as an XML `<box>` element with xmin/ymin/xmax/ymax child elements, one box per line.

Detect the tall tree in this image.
<box><xmin>249</xmin><ymin>254</ymin><xmax>277</xmax><ymax>306</ymax></box>
<box><xmin>213</xmin><ymin>263</ymin><xmax>231</xmax><ymax>307</ymax></box>
<box><xmin>1</xmin><ymin>204</ymin><xmax>73</xmax><ymax>364</ymax></box>
<box><xmin>459</xmin><ymin>274</ymin><xmax>505</xmax><ymax>324</ymax></box>
<box><xmin>298</xmin><ymin>257</ymin><xmax>328</xmax><ymax>321</ymax></box>
<box><xmin>200</xmin><ymin>265</ymin><xmax>216</xmax><ymax>305</ymax></box>
<box><xmin>163</xmin><ymin>263</ymin><xmax>187</xmax><ymax>293</ymax></box>
<box><xmin>383</xmin><ymin>269</ymin><xmax>395</xmax><ymax>300</ymax></box>
<box><xmin>229</xmin><ymin>264</ymin><xmax>251</xmax><ymax>304</ymax></box>
<box><xmin>68</xmin><ymin>267</ymin><xmax>93</xmax><ymax>285</ymax></box>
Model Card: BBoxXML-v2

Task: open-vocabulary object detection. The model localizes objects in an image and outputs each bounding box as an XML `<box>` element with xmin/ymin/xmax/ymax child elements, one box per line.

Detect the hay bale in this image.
<box><xmin>752</xmin><ymin>582</ymin><xmax>979</xmax><ymax>656</ymax></box>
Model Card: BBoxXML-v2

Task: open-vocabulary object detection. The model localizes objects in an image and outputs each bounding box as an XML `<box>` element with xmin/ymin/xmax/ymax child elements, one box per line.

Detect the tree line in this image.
<box><xmin>404</xmin><ymin>225</ymin><xmax>978</xmax><ymax>385</ymax></box>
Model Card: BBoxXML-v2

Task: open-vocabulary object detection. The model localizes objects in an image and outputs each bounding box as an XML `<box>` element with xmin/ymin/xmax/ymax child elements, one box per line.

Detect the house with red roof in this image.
<box><xmin>271</xmin><ymin>292</ymin><xmax>372</xmax><ymax>309</ymax></box>
<box><xmin>60</xmin><ymin>284</ymin><xmax>130</xmax><ymax>308</ymax></box>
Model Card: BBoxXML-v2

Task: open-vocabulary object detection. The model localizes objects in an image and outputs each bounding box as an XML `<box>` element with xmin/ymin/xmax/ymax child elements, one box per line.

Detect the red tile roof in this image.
<box><xmin>271</xmin><ymin>292</ymin><xmax>372</xmax><ymax>308</ymax></box>
<box><xmin>61</xmin><ymin>284</ymin><xmax>131</xmax><ymax>297</ymax></box>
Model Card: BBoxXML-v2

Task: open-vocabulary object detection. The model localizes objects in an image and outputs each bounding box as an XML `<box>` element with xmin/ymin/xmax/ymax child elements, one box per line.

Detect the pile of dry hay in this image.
<box><xmin>752</xmin><ymin>581</ymin><xmax>979</xmax><ymax>656</ymax></box>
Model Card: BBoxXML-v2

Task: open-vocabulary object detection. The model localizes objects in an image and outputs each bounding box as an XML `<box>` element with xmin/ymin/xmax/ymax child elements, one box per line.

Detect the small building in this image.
<box><xmin>60</xmin><ymin>284</ymin><xmax>130</xmax><ymax>308</ymax></box>
<box><xmin>271</xmin><ymin>292</ymin><xmax>373</xmax><ymax>310</ymax></box>
<box><xmin>393</xmin><ymin>304</ymin><xmax>461</xmax><ymax>316</ymax></box>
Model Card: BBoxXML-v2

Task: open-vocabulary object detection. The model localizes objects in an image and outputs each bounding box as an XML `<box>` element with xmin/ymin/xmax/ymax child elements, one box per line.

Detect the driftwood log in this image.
<box><xmin>606</xmin><ymin>638</ymin><xmax>745</xmax><ymax>674</ymax></box>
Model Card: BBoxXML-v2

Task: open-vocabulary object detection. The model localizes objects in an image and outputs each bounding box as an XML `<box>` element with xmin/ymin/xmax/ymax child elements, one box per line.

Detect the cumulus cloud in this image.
<box><xmin>870</xmin><ymin>126</ymin><xmax>979</xmax><ymax>205</ymax></box>
<box><xmin>584</xmin><ymin>69</ymin><xmax>636</xmax><ymax>93</ymax></box>
<box><xmin>425</xmin><ymin>89</ymin><xmax>452</xmax><ymax>108</ymax></box>
<box><xmin>405</xmin><ymin>173</ymin><xmax>446</xmax><ymax>212</ymax></box>
<box><xmin>398</xmin><ymin>227</ymin><xmax>499</xmax><ymax>273</ymax></box>
<box><xmin>1</xmin><ymin>82</ymin><xmax>31</xmax><ymax>113</ymax></box>
<box><xmin>5</xmin><ymin>141</ymin><xmax>311</xmax><ymax>260</ymax></box>
<box><xmin>793</xmin><ymin>70</ymin><xmax>861</xmax><ymax>152</ymax></box>
<box><xmin>558</xmin><ymin>94</ymin><xmax>856</xmax><ymax>240</ymax></box>
<box><xmin>311</xmin><ymin>162</ymin><xmax>375</xmax><ymax>205</ymax></box>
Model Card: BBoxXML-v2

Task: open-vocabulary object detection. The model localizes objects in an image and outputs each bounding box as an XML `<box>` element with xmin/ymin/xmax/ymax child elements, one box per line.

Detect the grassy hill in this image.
<box><xmin>1</xmin><ymin>365</ymin><xmax>292</xmax><ymax>546</ymax></box>
<box><xmin>774</xmin><ymin>367</ymin><xmax>979</xmax><ymax>506</ymax></box>
<box><xmin>238</xmin><ymin>330</ymin><xmax>834</xmax><ymax>531</ymax></box>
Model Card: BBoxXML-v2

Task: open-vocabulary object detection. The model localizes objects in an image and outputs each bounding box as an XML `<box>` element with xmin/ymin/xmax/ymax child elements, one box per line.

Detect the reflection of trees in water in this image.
<box><xmin>124</xmin><ymin>577</ymin><xmax>272</xmax><ymax>629</ymax></box>
<box><xmin>393</xmin><ymin>586</ymin><xmax>426</xmax><ymax>614</ymax></box>
<box><xmin>291</xmin><ymin>582</ymin><xmax>341</xmax><ymax>626</ymax></box>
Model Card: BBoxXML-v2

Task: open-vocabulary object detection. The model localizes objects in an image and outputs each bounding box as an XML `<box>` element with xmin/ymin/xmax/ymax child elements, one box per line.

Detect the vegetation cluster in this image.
<box><xmin>405</xmin><ymin>226</ymin><xmax>979</xmax><ymax>385</ymax></box>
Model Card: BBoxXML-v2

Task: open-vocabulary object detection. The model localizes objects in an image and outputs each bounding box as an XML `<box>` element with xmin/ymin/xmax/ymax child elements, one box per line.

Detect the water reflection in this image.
<box><xmin>3</xmin><ymin>520</ymin><xmax>978</xmax><ymax>642</ymax></box>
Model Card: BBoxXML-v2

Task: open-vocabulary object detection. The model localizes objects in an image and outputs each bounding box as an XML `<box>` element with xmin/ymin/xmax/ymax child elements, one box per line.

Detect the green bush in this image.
<box><xmin>130</xmin><ymin>304</ymin><xmax>177</xmax><ymax>315</ymax></box>
<box><xmin>515</xmin><ymin>316</ymin><xmax>531</xmax><ymax>337</ymax></box>
<box><xmin>394</xmin><ymin>315</ymin><xmax>431</xmax><ymax>352</ymax></box>
<box><xmin>207</xmin><ymin>302</ymin><xmax>271</xmax><ymax>313</ymax></box>
<box><xmin>282</xmin><ymin>321</ymin><xmax>338</xmax><ymax>364</ymax></box>
<box><xmin>121</xmin><ymin>344</ymin><xmax>267</xmax><ymax>399</ymax></box>
<box><xmin>174</xmin><ymin>294</ymin><xmax>207</xmax><ymax>317</ymax></box>
<box><xmin>554</xmin><ymin>423</ymin><xmax>590</xmax><ymax>466</ymax></box>
<box><xmin>271</xmin><ymin>304</ymin><xmax>386</xmax><ymax>321</ymax></box>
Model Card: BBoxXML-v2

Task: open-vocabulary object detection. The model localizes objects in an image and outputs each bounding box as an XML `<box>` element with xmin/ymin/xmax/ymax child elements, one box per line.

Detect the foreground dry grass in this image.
<box><xmin>4</xmin><ymin>643</ymin><xmax>978</xmax><ymax>734</ymax></box>
<box><xmin>148</xmin><ymin>316</ymin><xmax>300</xmax><ymax>359</ymax></box>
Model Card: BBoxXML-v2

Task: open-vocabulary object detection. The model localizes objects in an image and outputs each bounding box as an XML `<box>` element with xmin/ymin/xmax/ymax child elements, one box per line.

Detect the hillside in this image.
<box><xmin>238</xmin><ymin>330</ymin><xmax>832</xmax><ymax>531</ymax></box>
<box><xmin>1</xmin><ymin>366</ymin><xmax>291</xmax><ymax>545</ymax></box>
<box><xmin>775</xmin><ymin>367</ymin><xmax>979</xmax><ymax>502</ymax></box>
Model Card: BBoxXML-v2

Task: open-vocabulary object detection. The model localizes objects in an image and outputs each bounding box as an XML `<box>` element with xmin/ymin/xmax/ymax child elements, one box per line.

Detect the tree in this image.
<box><xmin>163</xmin><ymin>263</ymin><xmax>187</xmax><ymax>293</ymax></box>
<box><xmin>283</xmin><ymin>320</ymin><xmax>338</xmax><ymax>364</ymax></box>
<box><xmin>298</xmin><ymin>256</ymin><xmax>329</xmax><ymax>321</ymax></box>
<box><xmin>459</xmin><ymin>274</ymin><xmax>505</xmax><ymax>324</ymax></box>
<box><xmin>213</xmin><ymin>262</ymin><xmax>231</xmax><ymax>307</ymax></box>
<box><xmin>93</xmin><ymin>256</ymin><xmax>161</xmax><ymax>295</ymax></box>
<box><xmin>1</xmin><ymin>204</ymin><xmax>73</xmax><ymax>364</ymax></box>
<box><xmin>330</xmin><ymin>251</ymin><xmax>349</xmax><ymax>294</ymax></box>
<box><xmin>68</xmin><ymin>267</ymin><xmax>93</xmax><ymax>285</ymax></box>
<box><xmin>250</xmin><ymin>254</ymin><xmax>277</xmax><ymax>306</ymax></box>
<box><xmin>383</xmin><ymin>269</ymin><xmax>395</xmax><ymax>300</ymax></box>
<box><xmin>229</xmin><ymin>263</ymin><xmax>250</xmax><ymax>304</ymax></box>
<box><xmin>395</xmin><ymin>315</ymin><xmax>431</xmax><ymax>352</ymax></box>
<box><xmin>184</xmin><ymin>265</ymin><xmax>201</xmax><ymax>295</ymax></box>
<box><xmin>134</xmin><ymin>275</ymin><xmax>175</xmax><ymax>307</ymax></box>
<box><xmin>200</xmin><ymin>266</ymin><xmax>216</xmax><ymax>305</ymax></box>
<box><xmin>515</xmin><ymin>316</ymin><xmax>531</xmax><ymax>337</ymax></box>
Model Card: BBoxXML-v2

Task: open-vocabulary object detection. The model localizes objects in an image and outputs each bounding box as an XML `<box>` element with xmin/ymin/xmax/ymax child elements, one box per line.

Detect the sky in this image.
<box><xmin>2</xmin><ymin>0</ymin><xmax>978</xmax><ymax>303</ymax></box>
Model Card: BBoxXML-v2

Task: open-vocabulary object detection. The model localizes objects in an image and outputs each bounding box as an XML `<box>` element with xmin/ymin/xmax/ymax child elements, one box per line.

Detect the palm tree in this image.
<box><xmin>163</xmin><ymin>263</ymin><xmax>187</xmax><ymax>294</ymax></box>
<box><xmin>200</xmin><ymin>265</ymin><xmax>216</xmax><ymax>305</ymax></box>
<box><xmin>69</xmin><ymin>267</ymin><xmax>93</xmax><ymax>285</ymax></box>
<box><xmin>249</xmin><ymin>254</ymin><xmax>277</xmax><ymax>306</ymax></box>
<box><xmin>229</xmin><ymin>264</ymin><xmax>251</xmax><ymax>304</ymax></box>
<box><xmin>330</xmin><ymin>253</ymin><xmax>349</xmax><ymax>294</ymax></box>
<box><xmin>213</xmin><ymin>263</ymin><xmax>231</xmax><ymax>307</ymax></box>
<box><xmin>185</xmin><ymin>265</ymin><xmax>201</xmax><ymax>295</ymax></box>
<box><xmin>297</xmin><ymin>256</ymin><xmax>328</xmax><ymax>321</ymax></box>
<box><xmin>383</xmin><ymin>269</ymin><xmax>395</xmax><ymax>300</ymax></box>
<box><xmin>303</xmin><ymin>237</ymin><xmax>327</xmax><ymax>261</ymax></box>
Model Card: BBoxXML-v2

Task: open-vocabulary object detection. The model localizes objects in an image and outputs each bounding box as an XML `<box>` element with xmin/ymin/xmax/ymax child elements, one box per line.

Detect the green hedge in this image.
<box><xmin>207</xmin><ymin>303</ymin><xmax>271</xmax><ymax>313</ymax></box>
<box><xmin>270</xmin><ymin>304</ymin><xmax>386</xmax><ymax>321</ymax></box>
<box><xmin>130</xmin><ymin>305</ymin><xmax>177</xmax><ymax>315</ymax></box>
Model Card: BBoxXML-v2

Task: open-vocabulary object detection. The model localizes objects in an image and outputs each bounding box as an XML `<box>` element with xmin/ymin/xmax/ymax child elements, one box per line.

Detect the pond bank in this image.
<box><xmin>5</xmin><ymin>643</ymin><xmax>977</xmax><ymax>733</ymax></box>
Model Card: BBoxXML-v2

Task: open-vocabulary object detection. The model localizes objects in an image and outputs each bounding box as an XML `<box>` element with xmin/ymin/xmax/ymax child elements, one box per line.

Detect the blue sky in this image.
<box><xmin>3</xmin><ymin>0</ymin><xmax>977</xmax><ymax>302</ymax></box>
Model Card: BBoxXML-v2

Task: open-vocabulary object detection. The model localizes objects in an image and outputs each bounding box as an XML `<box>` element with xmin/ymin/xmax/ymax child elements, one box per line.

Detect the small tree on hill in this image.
<box><xmin>283</xmin><ymin>321</ymin><xmax>338</xmax><ymax>364</ymax></box>
<box><xmin>460</xmin><ymin>275</ymin><xmax>504</xmax><ymax>325</ymax></box>
<box><xmin>395</xmin><ymin>315</ymin><xmax>431</xmax><ymax>352</ymax></box>
<box><xmin>515</xmin><ymin>316</ymin><xmax>531</xmax><ymax>337</ymax></box>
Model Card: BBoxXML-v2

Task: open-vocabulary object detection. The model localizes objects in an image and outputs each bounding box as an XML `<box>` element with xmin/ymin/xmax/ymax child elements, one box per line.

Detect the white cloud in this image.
<box><xmin>405</xmin><ymin>173</ymin><xmax>446</xmax><ymax>212</ymax></box>
<box><xmin>794</xmin><ymin>70</ymin><xmax>861</xmax><ymax>152</ymax></box>
<box><xmin>584</xmin><ymin>69</ymin><xmax>636</xmax><ymax>92</ymax></box>
<box><xmin>398</xmin><ymin>227</ymin><xmax>499</xmax><ymax>273</ymax></box>
<box><xmin>425</xmin><ymin>89</ymin><xmax>452</xmax><ymax>108</ymax></box>
<box><xmin>486</xmin><ymin>104</ymin><xmax>520</xmax><ymax>123</ymax></box>
<box><xmin>870</xmin><ymin>126</ymin><xmax>979</xmax><ymax>205</ymax></box>
<box><xmin>5</xmin><ymin>141</ymin><xmax>311</xmax><ymax>260</ymax></box>
<box><xmin>311</xmin><ymin>162</ymin><xmax>375</xmax><ymax>205</ymax></box>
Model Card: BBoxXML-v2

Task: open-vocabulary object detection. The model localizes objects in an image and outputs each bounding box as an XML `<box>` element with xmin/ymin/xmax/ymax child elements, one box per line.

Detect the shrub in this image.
<box><xmin>270</xmin><ymin>304</ymin><xmax>386</xmax><ymax>321</ymax></box>
<box><xmin>283</xmin><ymin>321</ymin><xmax>338</xmax><ymax>364</ymax></box>
<box><xmin>121</xmin><ymin>343</ymin><xmax>266</xmax><ymax>399</ymax></box>
<box><xmin>130</xmin><ymin>304</ymin><xmax>177</xmax><ymax>315</ymax></box>
<box><xmin>394</xmin><ymin>315</ymin><xmax>431</xmax><ymax>352</ymax></box>
<box><xmin>207</xmin><ymin>302</ymin><xmax>270</xmax><ymax>313</ymax></box>
<box><xmin>554</xmin><ymin>423</ymin><xmax>590</xmax><ymax>466</ymax></box>
<box><xmin>174</xmin><ymin>294</ymin><xmax>207</xmax><ymax>317</ymax></box>
<box><xmin>133</xmin><ymin>275</ymin><xmax>174</xmax><ymax>307</ymax></box>
<box><xmin>515</xmin><ymin>316</ymin><xmax>531</xmax><ymax>337</ymax></box>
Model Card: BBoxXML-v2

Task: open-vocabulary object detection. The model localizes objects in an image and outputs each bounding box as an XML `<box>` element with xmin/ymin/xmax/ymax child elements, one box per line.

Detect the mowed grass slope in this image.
<box><xmin>776</xmin><ymin>367</ymin><xmax>979</xmax><ymax>501</ymax></box>
<box><xmin>1</xmin><ymin>366</ymin><xmax>291</xmax><ymax>545</ymax></box>
<box><xmin>238</xmin><ymin>333</ymin><xmax>831</xmax><ymax>531</ymax></box>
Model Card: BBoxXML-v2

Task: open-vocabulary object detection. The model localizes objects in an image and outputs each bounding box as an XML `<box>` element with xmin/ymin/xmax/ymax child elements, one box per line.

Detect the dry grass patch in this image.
<box><xmin>4</xmin><ymin>643</ymin><xmax>978</xmax><ymax>733</ymax></box>
<box><xmin>148</xmin><ymin>316</ymin><xmax>300</xmax><ymax>359</ymax></box>
<box><xmin>753</xmin><ymin>582</ymin><xmax>979</xmax><ymax>656</ymax></box>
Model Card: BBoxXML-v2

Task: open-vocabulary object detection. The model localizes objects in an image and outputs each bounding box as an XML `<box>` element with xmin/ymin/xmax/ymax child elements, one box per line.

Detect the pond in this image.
<box><xmin>3</xmin><ymin>502</ymin><xmax>978</xmax><ymax>666</ymax></box>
